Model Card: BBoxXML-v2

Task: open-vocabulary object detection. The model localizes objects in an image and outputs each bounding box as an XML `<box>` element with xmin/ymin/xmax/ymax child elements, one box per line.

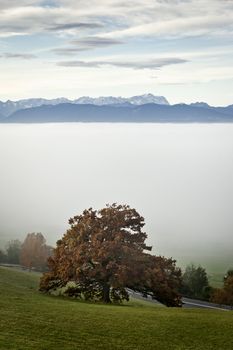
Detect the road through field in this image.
<box><xmin>128</xmin><ymin>289</ymin><xmax>231</xmax><ymax>311</ymax></box>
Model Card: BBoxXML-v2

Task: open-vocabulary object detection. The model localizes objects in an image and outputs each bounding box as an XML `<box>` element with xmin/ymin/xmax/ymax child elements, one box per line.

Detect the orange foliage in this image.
<box><xmin>40</xmin><ymin>204</ymin><xmax>181</xmax><ymax>306</ymax></box>
<box><xmin>20</xmin><ymin>232</ymin><xmax>52</xmax><ymax>271</ymax></box>
<box><xmin>211</xmin><ymin>271</ymin><xmax>233</xmax><ymax>307</ymax></box>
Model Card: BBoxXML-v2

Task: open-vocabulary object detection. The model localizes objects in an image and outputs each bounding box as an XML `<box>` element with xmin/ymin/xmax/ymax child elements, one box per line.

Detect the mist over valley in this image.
<box><xmin>1</xmin><ymin>122</ymin><xmax>232</xmax><ymax>273</ymax></box>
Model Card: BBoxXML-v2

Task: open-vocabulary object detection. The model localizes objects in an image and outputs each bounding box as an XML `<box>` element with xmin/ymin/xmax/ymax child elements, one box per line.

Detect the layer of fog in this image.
<box><xmin>0</xmin><ymin>123</ymin><xmax>233</xmax><ymax>272</ymax></box>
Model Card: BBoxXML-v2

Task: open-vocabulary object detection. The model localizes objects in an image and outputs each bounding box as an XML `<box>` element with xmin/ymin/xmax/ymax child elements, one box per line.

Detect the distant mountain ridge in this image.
<box><xmin>1</xmin><ymin>93</ymin><xmax>233</xmax><ymax>123</ymax></box>
<box><xmin>0</xmin><ymin>94</ymin><xmax>169</xmax><ymax>117</ymax></box>
<box><xmin>74</xmin><ymin>94</ymin><xmax>169</xmax><ymax>106</ymax></box>
<box><xmin>0</xmin><ymin>98</ymin><xmax>69</xmax><ymax>118</ymax></box>
<box><xmin>2</xmin><ymin>102</ymin><xmax>233</xmax><ymax>123</ymax></box>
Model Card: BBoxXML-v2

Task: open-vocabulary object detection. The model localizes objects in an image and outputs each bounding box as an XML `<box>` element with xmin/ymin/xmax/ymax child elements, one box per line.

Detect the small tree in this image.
<box><xmin>0</xmin><ymin>249</ymin><xmax>7</xmax><ymax>263</ymax></box>
<box><xmin>20</xmin><ymin>233</ymin><xmax>52</xmax><ymax>271</ymax></box>
<box><xmin>5</xmin><ymin>240</ymin><xmax>22</xmax><ymax>264</ymax></box>
<box><xmin>181</xmin><ymin>264</ymin><xmax>209</xmax><ymax>299</ymax></box>
<box><xmin>40</xmin><ymin>204</ymin><xmax>182</xmax><ymax>306</ymax></box>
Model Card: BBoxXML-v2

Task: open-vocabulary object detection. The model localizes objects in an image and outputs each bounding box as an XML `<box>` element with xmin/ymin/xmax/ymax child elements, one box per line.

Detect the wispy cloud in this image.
<box><xmin>0</xmin><ymin>1</ymin><xmax>233</xmax><ymax>39</ymax></box>
<box><xmin>57</xmin><ymin>57</ymin><xmax>187</xmax><ymax>69</ymax></box>
<box><xmin>71</xmin><ymin>37</ymin><xmax>123</xmax><ymax>47</ymax></box>
<box><xmin>48</xmin><ymin>22</ymin><xmax>102</xmax><ymax>31</ymax></box>
<box><xmin>0</xmin><ymin>53</ymin><xmax>37</xmax><ymax>59</ymax></box>
<box><xmin>104</xmin><ymin>14</ymin><xmax>233</xmax><ymax>40</ymax></box>
<box><xmin>0</xmin><ymin>1</ymin><xmax>38</xmax><ymax>10</ymax></box>
<box><xmin>53</xmin><ymin>36</ymin><xmax>124</xmax><ymax>55</ymax></box>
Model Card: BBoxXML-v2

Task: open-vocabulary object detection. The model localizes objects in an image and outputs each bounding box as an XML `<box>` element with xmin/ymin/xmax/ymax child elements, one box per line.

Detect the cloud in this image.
<box><xmin>53</xmin><ymin>36</ymin><xmax>124</xmax><ymax>55</ymax></box>
<box><xmin>53</xmin><ymin>48</ymin><xmax>91</xmax><ymax>55</ymax></box>
<box><xmin>0</xmin><ymin>0</ymin><xmax>233</xmax><ymax>39</ymax></box>
<box><xmin>0</xmin><ymin>2</ymin><xmax>125</xmax><ymax>37</ymax></box>
<box><xmin>57</xmin><ymin>57</ymin><xmax>187</xmax><ymax>69</ymax></box>
<box><xmin>58</xmin><ymin>1</ymin><xmax>233</xmax><ymax>40</ymax></box>
<box><xmin>49</xmin><ymin>22</ymin><xmax>102</xmax><ymax>31</ymax></box>
<box><xmin>71</xmin><ymin>37</ymin><xmax>123</xmax><ymax>47</ymax></box>
<box><xmin>0</xmin><ymin>1</ymin><xmax>38</xmax><ymax>10</ymax></box>
<box><xmin>104</xmin><ymin>14</ymin><xmax>233</xmax><ymax>40</ymax></box>
<box><xmin>0</xmin><ymin>5</ymin><xmax>103</xmax><ymax>37</ymax></box>
<box><xmin>0</xmin><ymin>53</ymin><xmax>37</xmax><ymax>59</ymax></box>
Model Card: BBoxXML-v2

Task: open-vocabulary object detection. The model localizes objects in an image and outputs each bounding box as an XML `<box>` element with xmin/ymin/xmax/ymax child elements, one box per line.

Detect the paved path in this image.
<box><xmin>128</xmin><ymin>289</ymin><xmax>231</xmax><ymax>311</ymax></box>
<box><xmin>182</xmin><ymin>297</ymin><xmax>231</xmax><ymax>311</ymax></box>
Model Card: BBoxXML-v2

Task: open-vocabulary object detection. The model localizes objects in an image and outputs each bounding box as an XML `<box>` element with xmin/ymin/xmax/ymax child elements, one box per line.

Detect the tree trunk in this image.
<box><xmin>103</xmin><ymin>284</ymin><xmax>111</xmax><ymax>303</ymax></box>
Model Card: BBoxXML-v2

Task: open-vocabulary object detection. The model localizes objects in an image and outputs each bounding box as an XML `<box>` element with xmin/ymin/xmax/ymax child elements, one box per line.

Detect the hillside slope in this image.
<box><xmin>0</xmin><ymin>267</ymin><xmax>232</xmax><ymax>350</ymax></box>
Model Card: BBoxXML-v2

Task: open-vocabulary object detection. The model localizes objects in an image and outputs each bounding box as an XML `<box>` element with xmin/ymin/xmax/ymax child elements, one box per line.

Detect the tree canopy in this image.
<box><xmin>20</xmin><ymin>232</ymin><xmax>53</xmax><ymax>271</ymax></box>
<box><xmin>211</xmin><ymin>269</ymin><xmax>233</xmax><ymax>307</ymax></box>
<box><xmin>181</xmin><ymin>264</ymin><xmax>210</xmax><ymax>300</ymax></box>
<box><xmin>5</xmin><ymin>240</ymin><xmax>22</xmax><ymax>265</ymax></box>
<box><xmin>0</xmin><ymin>249</ymin><xmax>7</xmax><ymax>263</ymax></box>
<box><xmin>40</xmin><ymin>204</ymin><xmax>182</xmax><ymax>306</ymax></box>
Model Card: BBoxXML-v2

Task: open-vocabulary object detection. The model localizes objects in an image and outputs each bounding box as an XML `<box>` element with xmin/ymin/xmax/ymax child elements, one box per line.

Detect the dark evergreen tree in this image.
<box><xmin>181</xmin><ymin>264</ymin><xmax>209</xmax><ymax>299</ymax></box>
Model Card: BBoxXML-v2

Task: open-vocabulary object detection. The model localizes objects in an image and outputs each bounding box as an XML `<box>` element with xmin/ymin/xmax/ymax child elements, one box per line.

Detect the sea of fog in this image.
<box><xmin>0</xmin><ymin>123</ymin><xmax>233</xmax><ymax>273</ymax></box>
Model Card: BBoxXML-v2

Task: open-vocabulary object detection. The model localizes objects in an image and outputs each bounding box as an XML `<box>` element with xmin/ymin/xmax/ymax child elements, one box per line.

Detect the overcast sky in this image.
<box><xmin>0</xmin><ymin>0</ymin><xmax>233</xmax><ymax>105</ymax></box>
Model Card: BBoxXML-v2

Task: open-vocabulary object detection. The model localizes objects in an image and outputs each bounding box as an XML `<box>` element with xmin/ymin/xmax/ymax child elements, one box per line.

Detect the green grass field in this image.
<box><xmin>0</xmin><ymin>267</ymin><xmax>232</xmax><ymax>350</ymax></box>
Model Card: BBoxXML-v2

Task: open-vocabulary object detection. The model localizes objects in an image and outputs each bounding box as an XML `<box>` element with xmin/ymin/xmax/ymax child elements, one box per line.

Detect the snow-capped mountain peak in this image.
<box><xmin>0</xmin><ymin>94</ymin><xmax>169</xmax><ymax>117</ymax></box>
<box><xmin>74</xmin><ymin>94</ymin><xmax>169</xmax><ymax>106</ymax></box>
<box><xmin>128</xmin><ymin>93</ymin><xmax>169</xmax><ymax>105</ymax></box>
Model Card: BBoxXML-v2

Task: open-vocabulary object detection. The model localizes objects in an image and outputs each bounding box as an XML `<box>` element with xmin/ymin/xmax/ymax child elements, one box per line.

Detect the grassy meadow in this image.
<box><xmin>0</xmin><ymin>266</ymin><xmax>232</xmax><ymax>350</ymax></box>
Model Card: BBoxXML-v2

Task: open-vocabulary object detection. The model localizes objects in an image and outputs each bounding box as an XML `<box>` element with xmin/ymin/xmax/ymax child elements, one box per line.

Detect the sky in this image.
<box><xmin>0</xmin><ymin>0</ymin><xmax>233</xmax><ymax>105</ymax></box>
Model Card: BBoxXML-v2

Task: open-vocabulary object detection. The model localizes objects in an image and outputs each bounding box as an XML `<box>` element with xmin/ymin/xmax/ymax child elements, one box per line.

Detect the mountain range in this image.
<box><xmin>0</xmin><ymin>94</ymin><xmax>233</xmax><ymax>123</ymax></box>
<box><xmin>0</xmin><ymin>94</ymin><xmax>168</xmax><ymax>117</ymax></box>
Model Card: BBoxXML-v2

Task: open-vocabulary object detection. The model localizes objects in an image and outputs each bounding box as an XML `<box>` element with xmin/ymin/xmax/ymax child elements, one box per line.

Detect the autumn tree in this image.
<box><xmin>40</xmin><ymin>204</ymin><xmax>182</xmax><ymax>306</ymax></box>
<box><xmin>211</xmin><ymin>269</ymin><xmax>233</xmax><ymax>308</ymax></box>
<box><xmin>20</xmin><ymin>233</ymin><xmax>53</xmax><ymax>271</ymax></box>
